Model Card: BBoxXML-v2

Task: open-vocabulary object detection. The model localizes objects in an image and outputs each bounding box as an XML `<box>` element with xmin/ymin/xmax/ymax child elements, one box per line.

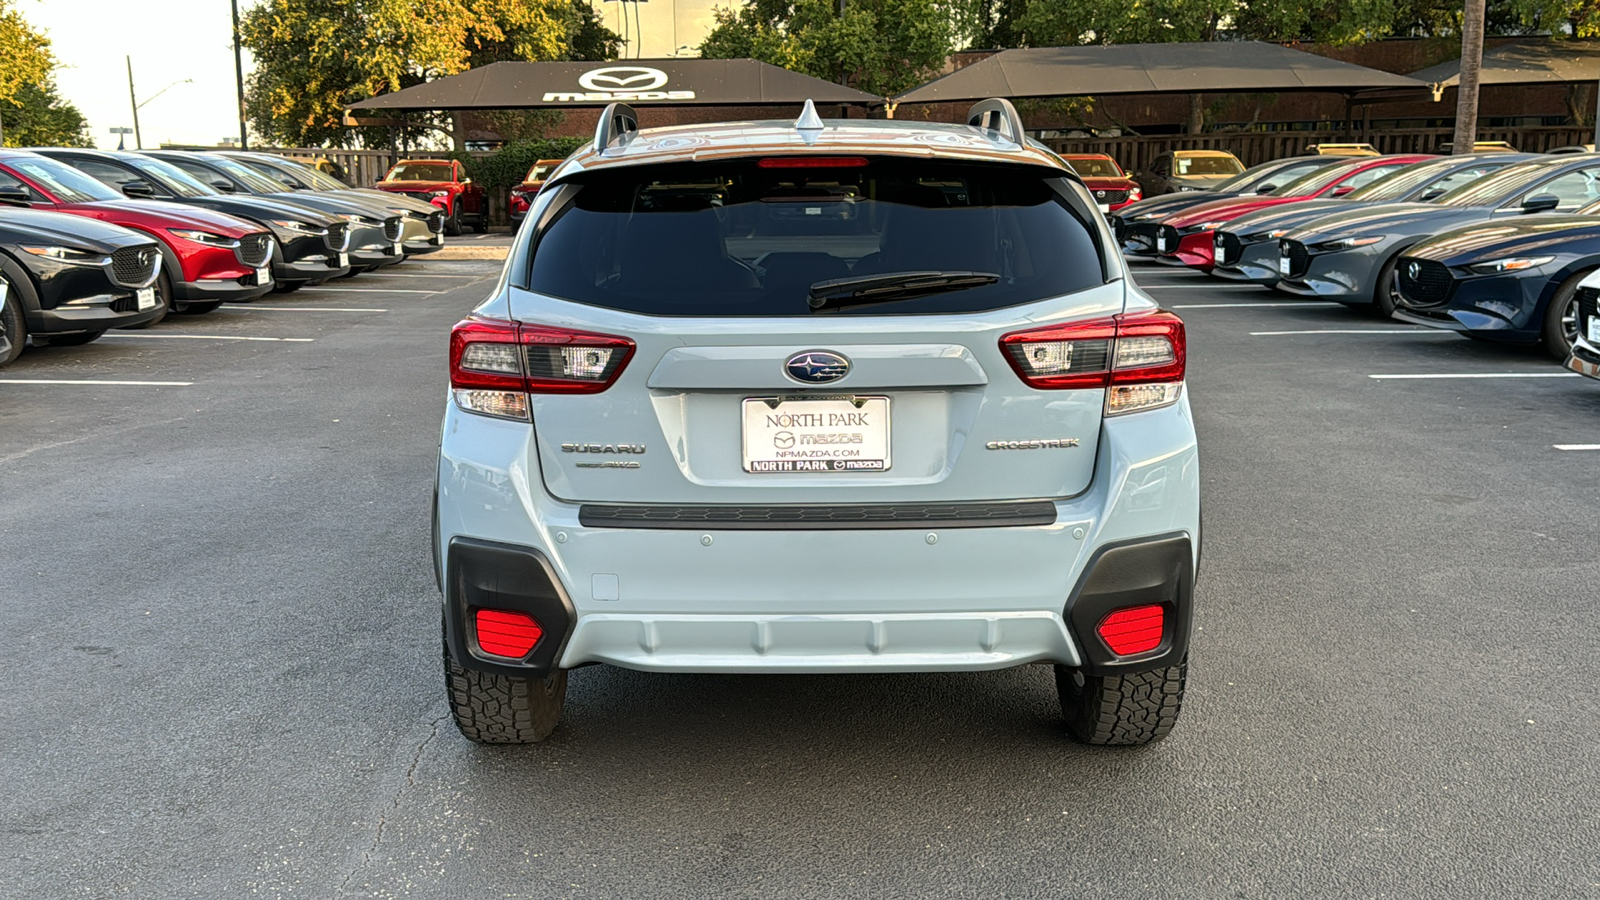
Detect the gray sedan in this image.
<box><xmin>1273</xmin><ymin>156</ymin><xmax>1600</xmax><ymax>313</ymax></box>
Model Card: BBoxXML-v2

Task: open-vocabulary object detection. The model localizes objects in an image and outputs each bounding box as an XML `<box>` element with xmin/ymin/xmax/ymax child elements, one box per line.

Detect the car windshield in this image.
<box><xmin>1174</xmin><ymin>156</ymin><xmax>1244</xmax><ymax>176</ymax></box>
<box><xmin>10</xmin><ymin>157</ymin><xmax>121</xmax><ymax>202</ymax></box>
<box><xmin>1345</xmin><ymin>159</ymin><xmax>1502</xmax><ymax>201</ymax></box>
<box><xmin>526</xmin><ymin>157</ymin><xmax>1107</xmax><ymax>317</ymax></box>
<box><xmin>386</xmin><ymin>163</ymin><xmax>454</xmax><ymax>182</ymax></box>
<box><xmin>526</xmin><ymin>163</ymin><xmax>557</xmax><ymax>182</ymax></box>
<box><xmin>284</xmin><ymin>161</ymin><xmax>348</xmax><ymax>190</ymax></box>
<box><xmin>1270</xmin><ymin>161</ymin><xmax>1368</xmax><ymax>197</ymax></box>
<box><xmin>1223</xmin><ymin>158</ymin><xmax>1330</xmax><ymax>193</ymax></box>
<box><xmin>130</xmin><ymin>157</ymin><xmax>217</xmax><ymax>198</ymax></box>
<box><xmin>1435</xmin><ymin>163</ymin><xmax>1554</xmax><ymax>207</ymax></box>
<box><xmin>1065</xmin><ymin>157</ymin><xmax>1122</xmax><ymax>178</ymax></box>
<box><xmin>203</xmin><ymin>156</ymin><xmax>294</xmax><ymax>194</ymax></box>
<box><xmin>237</xmin><ymin>158</ymin><xmax>309</xmax><ymax>188</ymax></box>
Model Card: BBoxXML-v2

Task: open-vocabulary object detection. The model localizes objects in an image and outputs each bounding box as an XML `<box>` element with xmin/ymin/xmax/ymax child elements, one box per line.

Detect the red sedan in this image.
<box><xmin>0</xmin><ymin>150</ymin><xmax>274</xmax><ymax>314</ymax></box>
<box><xmin>374</xmin><ymin>159</ymin><xmax>487</xmax><ymax>236</ymax></box>
<box><xmin>1061</xmin><ymin>153</ymin><xmax>1142</xmax><ymax>212</ymax></box>
<box><xmin>1153</xmin><ymin>155</ymin><xmax>1432</xmax><ymax>271</ymax></box>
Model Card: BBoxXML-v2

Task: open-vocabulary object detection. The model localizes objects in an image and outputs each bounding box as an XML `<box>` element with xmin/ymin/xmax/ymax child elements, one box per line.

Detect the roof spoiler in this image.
<box><xmin>594</xmin><ymin>103</ymin><xmax>639</xmax><ymax>155</ymax></box>
<box><xmin>966</xmin><ymin>98</ymin><xmax>1026</xmax><ymax>144</ymax></box>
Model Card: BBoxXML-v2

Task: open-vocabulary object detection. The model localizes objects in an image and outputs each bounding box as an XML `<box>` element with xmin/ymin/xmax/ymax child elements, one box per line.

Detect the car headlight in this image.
<box><xmin>1313</xmin><ymin>236</ymin><xmax>1384</xmax><ymax>252</ymax></box>
<box><xmin>1468</xmin><ymin>255</ymin><xmax>1554</xmax><ymax>274</ymax></box>
<box><xmin>430</xmin><ymin>190</ymin><xmax>450</xmax><ymax>198</ymax></box>
<box><xmin>168</xmin><ymin>229</ymin><xmax>240</xmax><ymax>247</ymax></box>
<box><xmin>269</xmin><ymin>219</ymin><xmax>324</xmax><ymax>235</ymax></box>
<box><xmin>20</xmin><ymin>244</ymin><xmax>107</xmax><ymax>264</ymax></box>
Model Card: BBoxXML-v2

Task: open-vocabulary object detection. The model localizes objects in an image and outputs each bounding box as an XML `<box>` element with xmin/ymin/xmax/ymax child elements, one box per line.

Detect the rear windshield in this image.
<box><xmin>525</xmin><ymin>158</ymin><xmax>1106</xmax><ymax>317</ymax></box>
<box><xmin>1065</xmin><ymin>156</ymin><xmax>1122</xmax><ymax>178</ymax></box>
<box><xmin>1175</xmin><ymin>156</ymin><xmax>1243</xmax><ymax>176</ymax></box>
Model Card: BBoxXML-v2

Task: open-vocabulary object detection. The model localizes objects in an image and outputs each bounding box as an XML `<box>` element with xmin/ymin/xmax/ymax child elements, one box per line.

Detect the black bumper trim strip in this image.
<box><xmin>578</xmin><ymin>500</ymin><xmax>1058</xmax><ymax>530</ymax></box>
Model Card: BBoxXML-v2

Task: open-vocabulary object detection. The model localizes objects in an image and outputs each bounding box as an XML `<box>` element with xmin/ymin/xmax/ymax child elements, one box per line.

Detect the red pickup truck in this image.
<box><xmin>375</xmin><ymin>159</ymin><xmax>487</xmax><ymax>235</ymax></box>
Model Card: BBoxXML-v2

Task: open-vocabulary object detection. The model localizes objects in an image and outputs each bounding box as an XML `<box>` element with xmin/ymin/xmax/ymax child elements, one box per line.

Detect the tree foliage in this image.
<box><xmin>698</xmin><ymin>0</ymin><xmax>956</xmax><ymax>97</ymax></box>
<box><xmin>2</xmin><ymin>80</ymin><xmax>92</xmax><ymax>147</ymax></box>
<box><xmin>241</xmin><ymin>0</ymin><xmax>620</xmax><ymax>148</ymax></box>
<box><xmin>0</xmin><ymin>0</ymin><xmax>51</xmax><ymax>108</ymax></box>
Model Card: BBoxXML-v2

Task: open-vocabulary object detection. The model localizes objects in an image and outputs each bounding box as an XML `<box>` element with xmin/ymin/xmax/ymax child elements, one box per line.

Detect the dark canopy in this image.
<box><xmin>1412</xmin><ymin>41</ymin><xmax>1600</xmax><ymax>88</ymax></box>
<box><xmin>893</xmin><ymin>42</ymin><xmax>1426</xmax><ymax>103</ymax></box>
<box><xmin>348</xmin><ymin>59</ymin><xmax>883</xmax><ymax>111</ymax></box>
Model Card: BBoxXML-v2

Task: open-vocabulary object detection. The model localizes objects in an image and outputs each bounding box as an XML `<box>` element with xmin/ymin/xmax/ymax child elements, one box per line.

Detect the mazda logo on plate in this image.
<box><xmin>1407</xmin><ymin>262</ymin><xmax>1421</xmax><ymax>281</ymax></box>
<box><xmin>578</xmin><ymin>66</ymin><xmax>669</xmax><ymax>92</ymax></box>
<box><xmin>785</xmin><ymin>350</ymin><xmax>851</xmax><ymax>384</ymax></box>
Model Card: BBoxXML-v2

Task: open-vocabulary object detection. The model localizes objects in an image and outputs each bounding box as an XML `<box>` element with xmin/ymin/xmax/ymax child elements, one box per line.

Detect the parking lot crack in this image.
<box><xmin>338</xmin><ymin>710</ymin><xmax>449</xmax><ymax>895</ymax></box>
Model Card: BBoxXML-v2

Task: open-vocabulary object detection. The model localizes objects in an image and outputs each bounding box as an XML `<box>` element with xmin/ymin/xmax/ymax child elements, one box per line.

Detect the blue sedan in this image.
<box><xmin>1391</xmin><ymin>198</ymin><xmax>1600</xmax><ymax>358</ymax></box>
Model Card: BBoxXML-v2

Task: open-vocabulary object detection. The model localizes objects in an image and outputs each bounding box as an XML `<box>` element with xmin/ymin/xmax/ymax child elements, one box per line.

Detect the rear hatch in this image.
<box><xmin>506</xmin><ymin>155</ymin><xmax>1126</xmax><ymax>506</ymax></box>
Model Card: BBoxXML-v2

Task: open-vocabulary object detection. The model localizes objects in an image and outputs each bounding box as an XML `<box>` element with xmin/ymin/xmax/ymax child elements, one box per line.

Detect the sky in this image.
<box><xmin>25</xmin><ymin>0</ymin><xmax>722</xmax><ymax>150</ymax></box>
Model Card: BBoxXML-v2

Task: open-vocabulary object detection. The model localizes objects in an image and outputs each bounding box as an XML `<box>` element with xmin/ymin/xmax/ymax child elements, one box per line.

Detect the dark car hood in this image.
<box><xmin>184</xmin><ymin>194</ymin><xmax>342</xmax><ymax>227</ymax></box>
<box><xmin>1169</xmin><ymin>174</ymin><xmax>1237</xmax><ymax>189</ymax></box>
<box><xmin>72</xmin><ymin>199</ymin><xmax>263</xmax><ymax>234</ymax></box>
<box><xmin>0</xmin><ymin>207</ymin><xmax>153</xmax><ymax>249</ymax></box>
<box><xmin>1116</xmin><ymin>191</ymin><xmax>1243</xmax><ymax>221</ymax></box>
<box><xmin>263</xmin><ymin>191</ymin><xmax>397</xmax><ymax>220</ymax></box>
<box><xmin>1408</xmin><ymin>216</ymin><xmax>1600</xmax><ymax>263</ymax></box>
<box><xmin>1286</xmin><ymin>203</ymin><xmax>1462</xmax><ymax>242</ymax></box>
<box><xmin>1219</xmin><ymin>199</ymin><xmax>1355</xmax><ymax>236</ymax></box>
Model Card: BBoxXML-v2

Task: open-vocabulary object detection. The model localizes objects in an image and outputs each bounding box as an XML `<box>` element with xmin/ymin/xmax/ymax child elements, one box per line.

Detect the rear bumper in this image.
<box><xmin>436</xmin><ymin>395</ymin><xmax>1200</xmax><ymax>676</ymax></box>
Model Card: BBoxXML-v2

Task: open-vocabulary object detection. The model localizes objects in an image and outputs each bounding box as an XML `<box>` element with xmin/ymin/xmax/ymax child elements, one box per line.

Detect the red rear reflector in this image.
<box><xmin>757</xmin><ymin>157</ymin><xmax>869</xmax><ymax>169</ymax></box>
<box><xmin>474</xmin><ymin>609</ymin><xmax>543</xmax><ymax>658</ymax></box>
<box><xmin>1097</xmin><ymin>605</ymin><xmax>1165</xmax><ymax>656</ymax></box>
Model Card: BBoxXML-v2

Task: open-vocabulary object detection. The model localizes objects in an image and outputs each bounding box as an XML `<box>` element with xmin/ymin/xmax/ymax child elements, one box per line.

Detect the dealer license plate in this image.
<box><xmin>256</xmin><ymin>266</ymin><xmax>271</xmax><ymax>285</ymax></box>
<box><xmin>1279</xmin><ymin>255</ymin><xmax>1291</xmax><ymax>275</ymax></box>
<box><xmin>1588</xmin><ymin>316</ymin><xmax>1600</xmax><ymax>344</ymax></box>
<box><xmin>135</xmin><ymin>287</ymin><xmax>156</xmax><ymax>311</ymax></box>
<box><xmin>742</xmin><ymin>396</ymin><xmax>890</xmax><ymax>474</ymax></box>
<box><xmin>1097</xmin><ymin>203</ymin><xmax>1110</xmax><ymax>213</ymax></box>
<box><xmin>432</xmin><ymin>234</ymin><xmax>444</xmax><ymax>245</ymax></box>
<box><xmin>393</xmin><ymin>241</ymin><xmax>404</xmax><ymax>256</ymax></box>
<box><xmin>338</xmin><ymin>252</ymin><xmax>350</xmax><ymax>268</ymax></box>
<box><xmin>1156</xmin><ymin>235</ymin><xmax>1168</xmax><ymax>252</ymax></box>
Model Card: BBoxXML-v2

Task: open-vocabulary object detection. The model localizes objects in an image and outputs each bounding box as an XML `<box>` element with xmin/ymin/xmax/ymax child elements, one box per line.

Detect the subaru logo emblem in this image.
<box><xmin>785</xmin><ymin>350</ymin><xmax>851</xmax><ymax>384</ymax></box>
<box><xmin>1407</xmin><ymin>261</ymin><xmax>1421</xmax><ymax>281</ymax></box>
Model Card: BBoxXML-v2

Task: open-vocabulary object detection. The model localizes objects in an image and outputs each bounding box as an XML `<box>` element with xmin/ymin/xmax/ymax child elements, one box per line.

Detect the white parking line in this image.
<box><xmin>1250</xmin><ymin>329</ymin><xmax>1449</xmax><ymax>336</ymax></box>
<box><xmin>0</xmin><ymin>379</ymin><xmax>193</xmax><ymax>386</ymax></box>
<box><xmin>221</xmin><ymin>305</ymin><xmax>387</xmax><ymax>313</ymax></box>
<box><xmin>1171</xmin><ymin>302</ymin><xmax>1343</xmax><ymax>309</ymax></box>
<box><xmin>99</xmin><ymin>334</ymin><xmax>314</xmax><ymax>342</ymax></box>
<box><xmin>1369</xmin><ymin>373</ymin><xmax>1580</xmax><ymax>380</ymax></box>
<box><xmin>1554</xmin><ymin>444</ymin><xmax>1600</xmax><ymax>450</ymax></box>
<box><xmin>301</xmin><ymin>288</ymin><xmax>435</xmax><ymax>294</ymax></box>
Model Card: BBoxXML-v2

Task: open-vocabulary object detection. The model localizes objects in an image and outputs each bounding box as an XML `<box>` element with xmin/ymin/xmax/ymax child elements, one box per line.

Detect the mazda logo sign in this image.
<box><xmin>1095</xmin><ymin>190</ymin><xmax>1106</xmax><ymax>199</ymax></box>
<box><xmin>1407</xmin><ymin>262</ymin><xmax>1421</xmax><ymax>281</ymax></box>
<box><xmin>785</xmin><ymin>350</ymin><xmax>851</xmax><ymax>384</ymax></box>
<box><xmin>578</xmin><ymin>66</ymin><xmax>669</xmax><ymax>92</ymax></box>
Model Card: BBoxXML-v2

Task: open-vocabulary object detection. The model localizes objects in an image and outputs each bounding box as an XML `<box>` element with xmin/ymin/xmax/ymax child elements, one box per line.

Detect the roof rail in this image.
<box><xmin>966</xmin><ymin>98</ymin><xmax>1025</xmax><ymax>145</ymax></box>
<box><xmin>594</xmin><ymin>102</ymin><xmax>639</xmax><ymax>155</ymax></box>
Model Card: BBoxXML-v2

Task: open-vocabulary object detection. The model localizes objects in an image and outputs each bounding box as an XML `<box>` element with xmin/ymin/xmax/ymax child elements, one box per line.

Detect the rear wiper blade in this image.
<box><xmin>808</xmin><ymin>270</ymin><xmax>1000</xmax><ymax>310</ymax></box>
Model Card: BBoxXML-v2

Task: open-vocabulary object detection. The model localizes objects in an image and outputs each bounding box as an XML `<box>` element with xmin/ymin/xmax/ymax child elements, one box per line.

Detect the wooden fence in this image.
<box><xmin>1044</xmin><ymin>126</ymin><xmax>1595</xmax><ymax>174</ymax></box>
<box><xmin>259</xmin><ymin>147</ymin><xmax>494</xmax><ymax>188</ymax></box>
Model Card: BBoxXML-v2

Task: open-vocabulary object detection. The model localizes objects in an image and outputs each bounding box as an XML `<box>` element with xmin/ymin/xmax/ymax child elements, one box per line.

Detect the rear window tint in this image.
<box><xmin>525</xmin><ymin>158</ymin><xmax>1106</xmax><ymax>316</ymax></box>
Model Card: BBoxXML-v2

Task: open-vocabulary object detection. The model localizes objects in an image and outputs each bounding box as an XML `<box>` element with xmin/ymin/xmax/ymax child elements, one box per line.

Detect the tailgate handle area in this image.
<box><xmin>646</xmin><ymin>344</ymin><xmax>988</xmax><ymax>390</ymax></box>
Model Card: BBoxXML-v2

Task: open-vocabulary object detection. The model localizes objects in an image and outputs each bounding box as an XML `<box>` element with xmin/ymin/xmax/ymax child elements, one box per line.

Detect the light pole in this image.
<box><xmin>232</xmin><ymin>0</ymin><xmax>248</xmax><ymax>150</ymax></box>
<box><xmin>126</xmin><ymin>59</ymin><xmax>193</xmax><ymax>150</ymax></box>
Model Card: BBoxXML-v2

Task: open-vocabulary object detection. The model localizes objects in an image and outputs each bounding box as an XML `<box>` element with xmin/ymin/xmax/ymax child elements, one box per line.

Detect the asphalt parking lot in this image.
<box><xmin>3</xmin><ymin>257</ymin><xmax>1597</xmax><ymax>898</ymax></box>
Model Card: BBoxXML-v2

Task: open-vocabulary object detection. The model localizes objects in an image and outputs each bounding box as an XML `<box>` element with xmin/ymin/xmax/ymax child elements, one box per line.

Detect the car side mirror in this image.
<box><xmin>1255</xmin><ymin>183</ymin><xmax>1276</xmax><ymax>194</ymax></box>
<box><xmin>278</xmin><ymin>177</ymin><xmax>299</xmax><ymax>189</ymax></box>
<box><xmin>1331</xmin><ymin>185</ymin><xmax>1355</xmax><ymax>197</ymax></box>
<box><xmin>0</xmin><ymin>188</ymin><xmax>30</xmax><ymax>205</ymax></box>
<box><xmin>122</xmin><ymin>180</ymin><xmax>155</xmax><ymax>198</ymax></box>
<box><xmin>209</xmin><ymin>179</ymin><xmax>236</xmax><ymax>193</ymax></box>
<box><xmin>1522</xmin><ymin>193</ymin><xmax>1560</xmax><ymax>213</ymax></box>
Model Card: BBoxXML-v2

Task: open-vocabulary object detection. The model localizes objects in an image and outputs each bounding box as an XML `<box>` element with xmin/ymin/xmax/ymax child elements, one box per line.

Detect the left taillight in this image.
<box><xmin>999</xmin><ymin>310</ymin><xmax>1186</xmax><ymax>416</ymax></box>
<box><xmin>449</xmin><ymin>317</ymin><xmax>634</xmax><ymax>420</ymax></box>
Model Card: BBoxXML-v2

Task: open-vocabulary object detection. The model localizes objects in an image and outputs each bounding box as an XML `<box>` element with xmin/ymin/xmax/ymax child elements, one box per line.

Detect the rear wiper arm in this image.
<box><xmin>808</xmin><ymin>270</ymin><xmax>1000</xmax><ymax>310</ymax></box>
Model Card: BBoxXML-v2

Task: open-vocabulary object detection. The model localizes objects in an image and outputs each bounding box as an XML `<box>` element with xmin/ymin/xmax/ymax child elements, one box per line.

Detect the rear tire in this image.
<box><xmin>470</xmin><ymin>216</ymin><xmax>489</xmax><ymax>234</ymax></box>
<box><xmin>0</xmin><ymin>271</ymin><xmax>25</xmax><ymax>366</ymax></box>
<box><xmin>33</xmin><ymin>330</ymin><xmax>106</xmax><ymax>347</ymax></box>
<box><xmin>444</xmin><ymin>209</ymin><xmax>463</xmax><ymax>237</ymax></box>
<box><xmin>445</xmin><ymin>652</ymin><xmax>567</xmax><ymax>744</ymax></box>
<box><xmin>1542</xmin><ymin>269</ymin><xmax>1590</xmax><ymax>360</ymax></box>
<box><xmin>1055</xmin><ymin>659</ymin><xmax>1186</xmax><ymax>746</ymax></box>
<box><xmin>177</xmin><ymin>300</ymin><xmax>223</xmax><ymax>315</ymax></box>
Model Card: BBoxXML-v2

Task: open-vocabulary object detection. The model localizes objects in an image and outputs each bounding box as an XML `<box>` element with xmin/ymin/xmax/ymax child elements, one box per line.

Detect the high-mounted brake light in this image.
<box><xmin>449</xmin><ymin>317</ymin><xmax>634</xmax><ymax>420</ymax></box>
<box><xmin>757</xmin><ymin>157</ymin><xmax>870</xmax><ymax>169</ymax></box>
<box><xmin>999</xmin><ymin>310</ymin><xmax>1186</xmax><ymax>415</ymax></box>
<box><xmin>1097</xmin><ymin>605</ymin><xmax>1165</xmax><ymax>656</ymax></box>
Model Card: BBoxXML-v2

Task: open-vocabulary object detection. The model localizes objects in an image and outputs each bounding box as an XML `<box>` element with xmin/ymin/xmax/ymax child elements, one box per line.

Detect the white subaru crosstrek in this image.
<box><xmin>434</xmin><ymin>100</ymin><xmax>1200</xmax><ymax>745</ymax></box>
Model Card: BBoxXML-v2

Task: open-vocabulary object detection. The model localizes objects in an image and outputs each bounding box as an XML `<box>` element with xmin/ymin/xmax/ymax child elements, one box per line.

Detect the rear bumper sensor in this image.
<box><xmin>578</xmin><ymin>500</ymin><xmax>1058</xmax><ymax>530</ymax></box>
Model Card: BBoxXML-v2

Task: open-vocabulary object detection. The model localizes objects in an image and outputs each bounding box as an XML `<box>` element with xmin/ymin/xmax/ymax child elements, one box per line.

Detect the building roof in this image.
<box><xmin>893</xmin><ymin>42</ymin><xmax>1426</xmax><ymax>104</ymax></box>
<box><xmin>1411</xmin><ymin>40</ymin><xmax>1600</xmax><ymax>87</ymax></box>
<box><xmin>347</xmin><ymin>59</ymin><xmax>883</xmax><ymax>112</ymax></box>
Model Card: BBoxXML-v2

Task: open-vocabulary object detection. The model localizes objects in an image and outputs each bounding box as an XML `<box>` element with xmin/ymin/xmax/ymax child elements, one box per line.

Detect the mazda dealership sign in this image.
<box><xmin>543</xmin><ymin>66</ymin><xmax>696</xmax><ymax>102</ymax></box>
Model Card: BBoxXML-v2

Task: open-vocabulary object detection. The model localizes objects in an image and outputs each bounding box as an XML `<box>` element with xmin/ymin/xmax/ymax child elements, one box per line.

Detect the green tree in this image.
<box><xmin>698</xmin><ymin>0</ymin><xmax>956</xmax><ymax>97</ymax></box>
<box><xmin>2</xmin><ymin>80</ymin><xmax>92</xmax><ymax>147</ymax></box>
<box><xmin>0</xmin><ymin>0</ymin><xmax>51</xmax><ymax>107</ymax></box>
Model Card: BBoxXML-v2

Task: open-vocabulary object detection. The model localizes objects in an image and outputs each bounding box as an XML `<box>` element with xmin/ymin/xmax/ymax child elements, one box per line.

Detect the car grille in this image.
<box><xmin>425</xmin><ymin>210</ymin><xmax>446</xmax><ymax>233</ymax></box>
<box><xmin>109</xmin><ymin>245</ymin><xmax>160</xmax><ymax>288</ymax></box>
<box><xmin>1093</xmin><ymin>189</ymin><xmax>1130</xmax><ymax>205</ymax></box>
<box><xmin>1157</xmin><ymin>224</ymin><xmax>1181</xmax><ymax>254</ymax></box>
<box><xmin>381</xmin><ymin>216</ymin><xmax>402</xmax><ymax>241</ymax></box>
<box><xmin>578</xmin><ymin>500</ymin><xmax>1058</xmax><ymax>530</ymax></box>
<box><xmin>325</xmin><ymin>222</ymin><xmax>350</xmax><ymax>252</ymax></box>
<box><xmin>1215</xmin><ymin>231</ymin><xmax>1243</xmax><ymax>266</ymax></box>
<box><xmin>235</xmin><ymin>233</ymin><xmax>272</xmax><ymax>267</ymax></box>
<box><xmin>1396</xmin><ymin>258</ymin><xmax>1454</xmax><ymax>308</ymax></box>
<box><xmin>1281</xmin><ymin>240</ymin><xmax>1311</xmax><ymax>279</ymax></box>
<box><xmin>1579</xmin><ymin>285</ymin><xmax>1600</xmax><ymax>330</ymax></box>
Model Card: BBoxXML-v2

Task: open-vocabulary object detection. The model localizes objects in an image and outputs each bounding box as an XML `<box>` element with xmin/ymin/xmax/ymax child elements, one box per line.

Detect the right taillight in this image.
<box><xmin>449</xmin><ymin>317</ymin><xmax>634</xmax><ymax>420</ymax></box>
<box><xmin>1000</xmin><ymin>309</ymin><xmax>1185</xmax><ymax>416</ymax></box>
